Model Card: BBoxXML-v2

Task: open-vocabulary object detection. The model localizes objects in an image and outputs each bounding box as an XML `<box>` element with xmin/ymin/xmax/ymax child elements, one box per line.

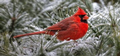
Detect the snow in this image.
<box><xmin>0</xmin><ymin>0</ymin><xmax>10</xmax><ymax>4</ymax></box>
<box><xmin>41</xmin><ymin>0</ymin><xmax>64</xmax><ymax>13</ymax></box>
<box><xmin>47</xmin><ymin>52</ymin><xmax>57</xmax><ymax>56</ymax></box>
<box><xmin>92</xmin><ymin>2</ymin><xmax>100</xmax><ymax>11</ymax></box>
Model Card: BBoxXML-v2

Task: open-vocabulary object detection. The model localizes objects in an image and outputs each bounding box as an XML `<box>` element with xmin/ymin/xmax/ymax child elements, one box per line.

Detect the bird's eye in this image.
<box><xmin>79</xmin><ymin>15</ymin><xmax>85</xmax><ymax>19</ymax></box>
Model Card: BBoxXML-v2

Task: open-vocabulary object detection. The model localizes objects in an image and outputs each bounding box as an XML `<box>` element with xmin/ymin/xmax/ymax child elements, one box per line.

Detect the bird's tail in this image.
<box><xmin>13</xmin><ymin>31</ymin><xmax>46</xmax><ymax>38</ymax></box>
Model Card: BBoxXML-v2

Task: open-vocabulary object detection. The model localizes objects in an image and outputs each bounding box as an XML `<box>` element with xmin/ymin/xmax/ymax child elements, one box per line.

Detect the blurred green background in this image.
<box><xmin>0</xmin><ymin>0</ymin><xmax>120</xmax><ymax>56</ymax></box>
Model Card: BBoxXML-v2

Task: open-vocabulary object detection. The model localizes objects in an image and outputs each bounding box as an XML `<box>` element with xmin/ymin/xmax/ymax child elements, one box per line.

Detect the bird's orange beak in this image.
<box><xmin>83</xmin><ymin>15</ymin><xmax>89</xmax><ymax>20</ymax></box>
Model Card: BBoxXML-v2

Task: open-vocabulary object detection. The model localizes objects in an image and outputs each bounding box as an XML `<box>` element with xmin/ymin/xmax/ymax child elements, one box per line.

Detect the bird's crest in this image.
<box><xmin>74</xmin><ymin>7</ymin><xmax>87</xmax><ymax>15</ymax></box>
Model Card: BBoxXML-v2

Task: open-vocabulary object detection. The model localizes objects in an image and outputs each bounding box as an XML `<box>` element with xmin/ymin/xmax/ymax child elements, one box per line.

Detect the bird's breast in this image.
<box><xmin>77</xmin><ymin>22</ymin><xmax>88</xmax><ymax>37</ymax></box>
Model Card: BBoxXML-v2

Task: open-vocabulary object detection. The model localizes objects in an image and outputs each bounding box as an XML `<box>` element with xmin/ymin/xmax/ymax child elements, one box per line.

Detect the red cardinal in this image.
<box><xmin>14</xmin><ymin>7</ymin><xmax>89</xmax><ymax>41</ymax></box>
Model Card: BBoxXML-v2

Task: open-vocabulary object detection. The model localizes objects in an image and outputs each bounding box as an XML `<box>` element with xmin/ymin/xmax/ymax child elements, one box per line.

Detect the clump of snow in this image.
<box><xmin>92</xmin><ymin>2</ymin><xmax>100</xmax><ymax>12</ymax></box>
<box><xmin>0</xmin><ymin>0</ymin><xmax>10</xmax><ymax>4</ymax></box>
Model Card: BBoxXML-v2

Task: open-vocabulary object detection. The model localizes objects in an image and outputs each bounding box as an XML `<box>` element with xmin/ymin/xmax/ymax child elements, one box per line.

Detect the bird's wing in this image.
<box><xmin>46</xmin><ymin>17</ymin><xmax>74</xmax><ymax>31</ymax></box>
<box><xmin>46</xmin><ymin>24</ymin><xmax>62</xmax><ymax>30</ymax></box>
<box><xmin>56</xmin><ymin>23</ymin><xmax>80</xmax><ymax>41</ymax></box>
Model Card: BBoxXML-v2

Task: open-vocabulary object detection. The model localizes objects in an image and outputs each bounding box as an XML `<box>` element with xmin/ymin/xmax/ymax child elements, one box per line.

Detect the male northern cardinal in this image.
<box><xmin>14</xmin><ymin>7</ymin><xmax>89</xmax><ymax>41</ymax></box>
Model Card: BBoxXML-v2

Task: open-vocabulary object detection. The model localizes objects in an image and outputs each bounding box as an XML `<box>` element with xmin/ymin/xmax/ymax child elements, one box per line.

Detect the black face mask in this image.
<box><xmin>79</xmin><ymin>15</ymin><xmax>87</xmax><ymax>23</ymax></box>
